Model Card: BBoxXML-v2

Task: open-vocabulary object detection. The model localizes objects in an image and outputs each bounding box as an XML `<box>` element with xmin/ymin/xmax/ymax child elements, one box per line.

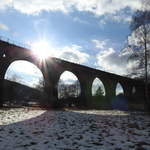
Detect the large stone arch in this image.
<box><xmin>3</xmin><ymin>60</ymin><xmax>47</xmax><ymax>105</ymax></box>
<box><xmin>90</xmin><ymin>77</ymin><xmax>108</xmax><ymax>109</ymax></box>
<box><xmin>0</xmin><ymin>56</ymin><xmax>56</xmax><ymax>105</ymax></box>
<box><xmin>4</xmin><ymin>60</ymin><xmax>45</xmax><ymax>88</ymax></box>
<box><xmin>58</xmin><ymin>70</ymin><xmax>81</xmax><ymax>98</ymax></box>
<box><xmin>56</xmin><ymin>69</ymin><xmax>93</xmax><ymax>107</ymax></box>
<box><xmin>1</xmin><ymin>56</ymin><xmax>46</xmax><ymax>78</ymax></box>
<box><xmin>56</xmin><ymin>69</ymin><xmax>89</xmax><ymax>106</ymax></box>
<box><xmin>115</xmin><ymin>82</ymin><xmax>124</xmax><ymax>96</ymax></box>
<box><xmin>91</xmin><ymin>77</ymin><xmax>106</xmax><ymax>96</ymax></box>
<box><xmin>57</xmin><ymin>70</ymin><xmax>82</xmax><ymax>107</ymax></box>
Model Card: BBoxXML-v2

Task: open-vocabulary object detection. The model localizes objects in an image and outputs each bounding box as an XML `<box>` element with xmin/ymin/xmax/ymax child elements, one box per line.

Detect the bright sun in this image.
<box><xmin>31</xmin><ymin>40</ymin><xmax>51</xmax><ymax>59</ymax></box>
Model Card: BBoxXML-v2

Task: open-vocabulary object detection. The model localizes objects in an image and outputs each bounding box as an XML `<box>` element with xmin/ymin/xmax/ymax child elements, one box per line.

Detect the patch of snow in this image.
<box><xmin>0</xmin><ymin>108</ymin><xmax>150</xmax><ymax>150</ymax></box>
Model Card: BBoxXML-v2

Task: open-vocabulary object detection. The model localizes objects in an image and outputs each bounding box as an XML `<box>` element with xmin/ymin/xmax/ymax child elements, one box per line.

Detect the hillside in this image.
<box><xmin>0</xmin><ymin>79</ymin><xmax>47</xmax><ymax>106</ymax></box>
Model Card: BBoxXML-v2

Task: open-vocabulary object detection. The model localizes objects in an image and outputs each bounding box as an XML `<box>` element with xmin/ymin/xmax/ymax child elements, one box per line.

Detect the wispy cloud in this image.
<box><xmin>0</xmin><ymin>23</ymin><xmax>9</xmax><ymax>31</ymax></box>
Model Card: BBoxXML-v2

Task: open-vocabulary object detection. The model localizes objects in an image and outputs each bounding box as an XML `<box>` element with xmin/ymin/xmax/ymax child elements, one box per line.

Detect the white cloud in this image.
<box><xmin>0</xmin><ymin>23</ymin><xmax>9</xmax><ymax>31</ymax></box>
<box><xmin>92</xmin><ymin>39</ymin><xmax>107</xmax><ymax>49</ymax></box>
<box><xmin>98</xmin><ymin>8</ymin><xmax>133</xmax><ymax>24</ymax></box>
<box><xmin>92</xmin><ymin>39</ymin><xmax>136</xmax><ymax>75</ymax></box>
<box><xmin>10</xmin><ymin>0</ymin><xmax>68</xmax><ymax>14</ymax></box>
<box><xmin>55</xmin><ymin>44</ymin><xmax>89</xmax><ymax>64</ymax></box>
<box><xmin>95</xmin><ymin>47</ymin><xmax>133</xmax><ymax>75</ymax></box>
<box><xmin>73</xmin><ymin>17</ymin><xmax>89</xmax><ymax>24</ymax></box>
<box><xmin>0</xmin><ymin>0</ymin><xmax>12</xmax><ymax>10</ymax></box>
<box><xmin>111</xmin><ymin>14</ymin><xmax>132</xmax><ymax>23</ymax></box>
<box><xmin>0</xmin><ymin>0</ymin><xmax>142</xmax><ymax>16</ymax></box>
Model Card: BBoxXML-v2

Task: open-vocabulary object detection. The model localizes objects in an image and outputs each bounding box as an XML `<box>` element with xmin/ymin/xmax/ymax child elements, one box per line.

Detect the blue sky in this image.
<box><xmin>0</xmin><ymin>0</ymin><xmax>142</xmax><ymax>87</ymax></box>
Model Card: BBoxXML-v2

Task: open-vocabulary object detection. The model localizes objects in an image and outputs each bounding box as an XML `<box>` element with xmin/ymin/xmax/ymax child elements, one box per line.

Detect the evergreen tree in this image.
<box><xmin>95</xmin><ymin>86</ymin><xmax>104</xmax><ymax>97</ymax></box>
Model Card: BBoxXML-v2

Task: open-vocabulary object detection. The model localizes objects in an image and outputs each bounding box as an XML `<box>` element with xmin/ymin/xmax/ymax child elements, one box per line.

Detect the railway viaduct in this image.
<box><xmin>0</xmin><ymin>40</ymin><xmax>145</xmax><ymax>109</ymax></box>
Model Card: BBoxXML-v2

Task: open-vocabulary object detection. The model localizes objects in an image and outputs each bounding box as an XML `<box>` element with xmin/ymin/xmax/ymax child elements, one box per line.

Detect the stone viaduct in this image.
<box><xmin>0</xmin><ymin>39</ymin><xmax>145</xmax><ymax>109</ymax></box>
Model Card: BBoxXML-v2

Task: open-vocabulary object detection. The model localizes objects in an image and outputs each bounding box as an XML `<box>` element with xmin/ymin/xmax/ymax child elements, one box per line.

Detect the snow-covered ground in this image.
<box><xmin>0</xmin><ymin>108</ymin><xmax>150</xmax><ymax>150</ymax></box>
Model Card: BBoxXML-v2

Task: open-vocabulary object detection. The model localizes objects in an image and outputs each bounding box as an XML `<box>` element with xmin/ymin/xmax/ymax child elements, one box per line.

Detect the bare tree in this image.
<box><xmin>35</xmin><ymin>78</ymin><xmax>44</xmax><ymax>91</ymax></box>
<box><xmin>129</xmin><ymin>1</ymin><xmax>150</xmax><ymax>108</ymax></box>
<box><xmin>58</xmin><ymin>79</ymin><xmax>81</xmax><ymax>99</ymax></box>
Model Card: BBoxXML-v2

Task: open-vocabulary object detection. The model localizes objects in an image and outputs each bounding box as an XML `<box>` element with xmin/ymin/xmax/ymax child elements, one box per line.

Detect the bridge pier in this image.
<box><xmin>103</xmin><ymin>79</ymin><xmax>116</xmax><ymax>109</ymax></box>
<box><xmin>130</xmin><ymin>84</ymin><xmax>145</xmax><ymax>110</ymax></box>
<box><xmin>0</xmin><ymin>59</ymin><xmax>11</xmax><ymax>79</ymax></box>
<box><xmin>78</xmin><ymin>75</ymin><xmax>93</xmax><ymax>107</ymax></box>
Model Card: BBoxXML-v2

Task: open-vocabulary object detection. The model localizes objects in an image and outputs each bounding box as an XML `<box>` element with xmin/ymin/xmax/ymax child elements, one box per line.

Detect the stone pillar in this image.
<box><xmin>0</xmin><ymin>58</ymin><xmax>11</xmax><ymax>106</ymax></box>
<box><xmin>41</xmin><ymin>62</ymin><xmax>63</xmax><ymax>107</ymax></box>
<box><xmin>78</xmin><ymin>74</ymin><xmax>93</xmax><ymax>108</ymax></box>
<box><xmin>120</xmin><ymin>81</ymin><xmax>132</xmax><ymax>97</ymax></box>
<box><xmin>134</xmin><ymin>84</ymin><xmax>145</xmax><ymax>110</ymax></box>
<box><xmin>103</xmin><ymin>79</ymin><xmax>116</xmax><ymax>109</ymax></box>
<box><xmin>0</xmin><ymin>59</ymin><xmax>11</xmax><ymax>79</ymax></box>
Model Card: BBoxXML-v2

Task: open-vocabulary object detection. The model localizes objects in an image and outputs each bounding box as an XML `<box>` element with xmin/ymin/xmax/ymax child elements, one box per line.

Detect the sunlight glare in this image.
<box><xmin>31</xmin><ymin>40</ymin><xmax>51</xmax><ymax>59</ymax></box>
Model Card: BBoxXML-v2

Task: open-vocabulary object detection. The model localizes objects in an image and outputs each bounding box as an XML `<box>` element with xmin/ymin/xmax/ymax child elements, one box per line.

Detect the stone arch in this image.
<box><xmin>57</xmin><ymin>70</ymin><xmax>81</xmax><ymax>100</ymax></box>
<box><xmin>4</xmin><ymin>60</ymin><xmax>45</xmax><ymax>89</ymax></box>
<box><xmin>1</xmin><ymin>56</ymin><xmax>48</xmax><ymax>80</ymax></box>
<box><xmin>91</xmin><ymin>77</ymin><xmax>106</xmax><ymax>96</ymax></box>
<box><xmin>115</xmin><ymin>82</ymin><xmax>124</xmax><ymax>96</ymax></box>
<box><xmin>3</xmin><ymin>60</ymin><xmax>46</xmax><ymax>106</ymax></box>
<box><xmin>90</xmin><ymin>77</ymin><xmax>107</xmax><ymax>108</ymax></box>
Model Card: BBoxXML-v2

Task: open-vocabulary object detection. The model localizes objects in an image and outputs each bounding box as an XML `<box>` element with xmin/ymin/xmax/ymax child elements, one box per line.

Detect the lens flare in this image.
<box><xmin>31</xmin><ymin>40</ymin><xmax>51</xmax><ymax>60</ymax></box>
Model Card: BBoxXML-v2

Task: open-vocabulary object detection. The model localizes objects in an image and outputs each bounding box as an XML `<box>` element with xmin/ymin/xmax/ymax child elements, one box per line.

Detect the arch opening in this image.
<box><xmin>132</xmin><ymin>86</ymin><xmax>136</xmax><ymax>94</ymax></box>
<box><xmin>3</xmin><ymin>60</ymin><xmax>46</xmax><ymax>106</ymax></box>
<box><xmin>57</xmin><ymin>71</ymin><xmax>81</xmax><ymax>106</ymax></box>
<box><xmin>115</xmin><ymin>83</ymin><xmax>124</xmax><ymax>96</ymax></box>
<box><xmin>92</xmin><ymin>77</ymin><xmax>105</xmax><ymax>97</ymax></box>
<box><xmin>2</xmin><ymin>54</ymin><xmax>6</xmax><ymax>58</ymax></box>
<box><xmin>113</xmin><ymin>82</ymin><xmax>128</xmax><ymax>111</ymax></box>
<box><xmin>91</xmin><ymin>77</ymin><xmax>106</xmax><ymax>108</ymax></box>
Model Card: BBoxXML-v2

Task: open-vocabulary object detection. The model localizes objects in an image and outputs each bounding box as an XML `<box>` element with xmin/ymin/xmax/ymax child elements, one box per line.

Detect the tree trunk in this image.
<box><xmin>144</xmin><ymin>34</ymin><xmax>150</xmax><ymax>110</ymax></box>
